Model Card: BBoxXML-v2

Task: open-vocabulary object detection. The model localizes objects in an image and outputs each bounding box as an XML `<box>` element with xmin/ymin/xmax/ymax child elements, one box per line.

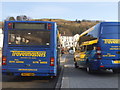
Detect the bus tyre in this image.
<box><xmin>113</xmin><ymin>69</ymin><xmax>120</xmax><ymax>74</ymax></box>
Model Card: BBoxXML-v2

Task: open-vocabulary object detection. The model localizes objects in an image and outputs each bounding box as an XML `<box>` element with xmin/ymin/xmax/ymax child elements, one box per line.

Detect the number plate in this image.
<box><xmin>21</xmin><ymin>73</ymin><xmax>35</xmax><ymax>76</ymax></box>
<box><xmin>113</xmin><ymin>61</ymin><xmax>120</xmax><ymax>64</ymax></box>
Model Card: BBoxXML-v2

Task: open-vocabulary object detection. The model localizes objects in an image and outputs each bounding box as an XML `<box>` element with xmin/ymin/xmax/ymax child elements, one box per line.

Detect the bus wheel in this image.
<box><xmin>112</xmin><ymin>69</ymin><xmax>120</xmax><ymax>74</ymax></box>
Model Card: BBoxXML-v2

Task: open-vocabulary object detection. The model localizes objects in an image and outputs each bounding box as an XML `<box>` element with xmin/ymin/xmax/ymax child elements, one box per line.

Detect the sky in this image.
<box><xmin>1</xmin><ymin>2</ymin><xmax>118</xmax><ymax>21</ymax></box>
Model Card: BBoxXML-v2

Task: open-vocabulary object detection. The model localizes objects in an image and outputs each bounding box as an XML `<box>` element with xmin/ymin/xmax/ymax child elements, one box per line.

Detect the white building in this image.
<box><xmin>0</xmin><ymin>29</ymin><xmax>3</xmax><ymax>48</ymax></box>
<box><xmin>61</xmin><ymin>34</ymin><xmax>79</xmax><ymax>49</ymax></box>
<box><xmin>61</xmin><ymin>36</ymin><xmax>74</xmax><ymax>49</ymax></box>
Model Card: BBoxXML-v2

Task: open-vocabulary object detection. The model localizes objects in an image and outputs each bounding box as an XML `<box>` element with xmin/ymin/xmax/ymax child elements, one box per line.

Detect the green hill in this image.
<box><xmin>32</xmin><ymin>19</ymin><xmax>101</xmax><ymax>36</ymax></box>
<box><xmin>0</xmin><ymin>19</ymin><xmax>102</xmax><ymax>36</ymax></box>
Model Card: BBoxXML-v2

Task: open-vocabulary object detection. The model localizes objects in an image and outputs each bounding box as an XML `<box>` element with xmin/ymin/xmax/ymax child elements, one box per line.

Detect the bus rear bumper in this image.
<box><xmin>2</xmin><ymin>72</ymin><xmax>56</xmax><ymax>76</ymax></box>
<box><xmin>2</xmin><ymin>68</ymin><xmax>57</xmax><ymax>76</ymax></box>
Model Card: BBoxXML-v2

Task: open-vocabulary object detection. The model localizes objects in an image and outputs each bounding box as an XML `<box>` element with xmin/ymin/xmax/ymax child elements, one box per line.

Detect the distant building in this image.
<box><xmin>0</xmin><ymin>28</ymin><xmax>3</xmax><ymax>48</ymax></box>
<box><xmin>61</xmin><ymin>36</ymin><xmax>74</xmax><ymax>49</ymax></box>
<box><xmin>61</xmin><ymin>34</ymin><xmax>79</xmax><ymax>49</ymax></box>
<box><xmin>73</xmin><ymin>34</ymin><xmax>80</xmax><ymax>47</ymax></box>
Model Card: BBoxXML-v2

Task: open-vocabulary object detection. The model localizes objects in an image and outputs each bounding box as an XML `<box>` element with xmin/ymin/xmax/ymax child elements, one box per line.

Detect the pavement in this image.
<box><xmin>60</xmin><ymin>54</ymin><xmax>119</xmax><ymax>89</ymax></box>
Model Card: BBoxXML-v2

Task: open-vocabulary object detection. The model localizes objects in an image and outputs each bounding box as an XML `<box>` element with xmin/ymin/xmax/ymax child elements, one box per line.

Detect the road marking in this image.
<box><xmin>60</xmin><ymin>54</ymin><xmax>67</xmax><ymax>63</ymax></box>
<box><xmin>61</xmin><ymin>77</ymin><xmax>69</xmax><ymax>88</ymax></box>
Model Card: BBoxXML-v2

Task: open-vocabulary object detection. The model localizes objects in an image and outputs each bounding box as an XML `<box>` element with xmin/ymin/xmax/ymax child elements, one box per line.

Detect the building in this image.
<box><xmin>0</xmin><ymin>29</ymin><xmax>3</xmax><ymax>49</ymax></box>
<box><xmin>61</xmin><ymin>34</ymin><xmax>79</xmax><ymax>49</ymax></box>
<box><xmin>61</xmin><ymin>36</ymin><xmax>74</xmax><ymax>49</ymax></box>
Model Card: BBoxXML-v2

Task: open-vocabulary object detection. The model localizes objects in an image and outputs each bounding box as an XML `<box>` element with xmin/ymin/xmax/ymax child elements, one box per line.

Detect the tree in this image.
<box><xmin>5</xmin><ymin>17</ymin><xmax>15</xmax><ymax>21</ymax></box>
<box><xmin>16</xmin><ymin>16</ymin><xmax>21</xmax><ymax>21</ymax></box>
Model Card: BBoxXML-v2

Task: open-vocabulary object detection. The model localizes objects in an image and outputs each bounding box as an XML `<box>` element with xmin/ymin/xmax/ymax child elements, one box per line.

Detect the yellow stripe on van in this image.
<box><xmin>81</xmin><ymin>39</ymin><xmax>98</xmax><ymax>45</ymax></box>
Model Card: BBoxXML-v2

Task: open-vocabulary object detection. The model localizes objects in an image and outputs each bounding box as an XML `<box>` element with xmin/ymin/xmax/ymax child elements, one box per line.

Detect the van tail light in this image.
<box><xmin>47</xmin><ymin>23</ymin><xmax>52</xmax><ymax>30</ymax></box>
<box><xmin>96</xmin><ymin>47</ymin><xmax>102</xmax><ymax>59</ymax></box>
<box><xmin>2</xmin><ymin>56</ymin><xmax>7</xmax><ymax>65</ymax></box>
<box><xmin>50</xmin><ymin>57</ymin><xmax>54</xmax><ymax>66</ymax></box>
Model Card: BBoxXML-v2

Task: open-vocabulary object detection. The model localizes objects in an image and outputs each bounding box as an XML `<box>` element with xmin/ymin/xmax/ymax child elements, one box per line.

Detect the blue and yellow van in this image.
<box><xmin>74</xmin><ymin>22</ymin><xmax>120</xmax><ymax>73</ymax></box>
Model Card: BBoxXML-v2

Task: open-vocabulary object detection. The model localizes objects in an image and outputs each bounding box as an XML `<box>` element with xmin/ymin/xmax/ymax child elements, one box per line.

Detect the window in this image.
<box><xmin>79</xmin><ymin>24</ymin><xmax>99</xmax><ymax>45</ymax></box>
<box><xmin>8</xmin><ymin>30</ymin><xmax>50</xmax><ymax>46</ymax></box>
<box><xmin>101</xmin><ymin>26</ymin><xmax>120</xmax><ymax>34</ymax></box>
<box><xmin>14</xmin><ymin>23</ymin><xmax>46</xmax><ymax>30</ymax></box>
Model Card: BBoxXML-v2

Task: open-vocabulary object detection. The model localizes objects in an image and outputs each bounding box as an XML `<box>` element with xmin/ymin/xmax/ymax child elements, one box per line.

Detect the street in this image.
<box><xmin>61</xmin><ymin>54</ymin><xmax>119</xmax><ymax>89</ymax></box>
<box><xmin>2</xmin><ymin>54</ymin><xmax>120</xmax><ymax>89</ymax></box>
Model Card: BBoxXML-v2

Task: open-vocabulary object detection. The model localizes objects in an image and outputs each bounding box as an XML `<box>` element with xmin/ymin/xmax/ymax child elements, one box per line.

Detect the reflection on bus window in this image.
<box><xmin>8</xmin><ymin>30</ymin><xmax>50</xmax><ymax>46</ymax></box>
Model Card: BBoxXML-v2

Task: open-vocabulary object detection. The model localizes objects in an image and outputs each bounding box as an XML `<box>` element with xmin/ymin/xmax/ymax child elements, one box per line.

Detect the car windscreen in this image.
<box><xmin>8</xmin><ymin>30</ymin><xmax>50</xmax><ymax>46</ymax></box>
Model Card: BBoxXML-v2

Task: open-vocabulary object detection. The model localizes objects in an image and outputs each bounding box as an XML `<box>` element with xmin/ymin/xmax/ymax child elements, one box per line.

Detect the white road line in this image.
<box><xmin>60</xmin><ymin>54</ymin><xmax>67</xmax><ymax>63</ymax></box>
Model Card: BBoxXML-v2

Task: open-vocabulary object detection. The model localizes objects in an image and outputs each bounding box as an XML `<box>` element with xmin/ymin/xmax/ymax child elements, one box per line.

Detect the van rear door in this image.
<box><xmin>100</xmin><ymin>23</ymin><xmax>120</xmax><ymax>61</ymax></box>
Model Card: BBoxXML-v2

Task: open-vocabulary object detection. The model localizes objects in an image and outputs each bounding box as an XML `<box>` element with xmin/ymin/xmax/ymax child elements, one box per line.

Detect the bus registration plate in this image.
<box><xmin>21</xmin><ymin>73</ymin><xmax>35</xmax><ymax>76</ymax></box>
<box><xmin>113</xmin><ymin>61</ymin><xmax>120</xmax><ymax>64</ymax></box>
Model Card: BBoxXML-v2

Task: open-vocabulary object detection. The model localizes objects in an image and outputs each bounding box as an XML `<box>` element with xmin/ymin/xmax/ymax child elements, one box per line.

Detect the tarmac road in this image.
<box><xmin>61</xmin><ymin>54</ymin><xmax>119</xmax><ymax>89</ymax></box>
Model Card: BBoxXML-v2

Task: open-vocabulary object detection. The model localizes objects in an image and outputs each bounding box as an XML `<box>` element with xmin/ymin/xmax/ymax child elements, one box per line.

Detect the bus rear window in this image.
<box><xmin>101</xmin><ymin>26</ymin><xmax>119</xmax><ymax>34</ymax></box>
<box><xmin>8</xmin><ymin>30</ymin><xmax>50</xmax><ymax>46</ymax></box>
<box><xmin>14</xmin><ymin>23</ymin><xmax>46</xmax><ymax>30</ymax></box>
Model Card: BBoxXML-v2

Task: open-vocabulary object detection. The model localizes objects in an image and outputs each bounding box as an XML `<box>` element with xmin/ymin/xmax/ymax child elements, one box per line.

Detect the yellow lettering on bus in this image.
<box><xmin>9</xmin><ymin>61</ymin><xmax>15</xmax><ymax>63</ymax></box>
<box><xmin>33</xmin><ymin>61</ymin><xmax>39</xmax><ymax>63</ymax></box>
<box><xmin>40</xmin><ymin>62</ymin><xmax>47</xmax><ymax>64</ymax></box>
<box><xmin>18</xmin><ymin>69</ymin><xmax>37</xmax><ymax>71</ymax></box>
<box><xmin>16</xmin><ymin>61</ymin><xmax>24</xmax><ymax>63</ymax></box>
<box><xmin>103</xmin><ymin>39</ymin><xmax>120</xmax><ymax>44</ymax></box>
<box><xmin>11</xmin><ymin>51</ymin><xmax>46</xmax><ymax>57</ymax></box>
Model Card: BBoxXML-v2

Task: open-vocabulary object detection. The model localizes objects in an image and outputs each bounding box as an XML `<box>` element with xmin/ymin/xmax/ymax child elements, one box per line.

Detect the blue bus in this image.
<box><xmin>2</xmin><ymin>21</ymin><xmax>61</xmax><ymax>77</ymax></box>
<box><xmin>74</xmin><ymin>22</ymin><xmax>120</xmax><ymax>73</ymax></box>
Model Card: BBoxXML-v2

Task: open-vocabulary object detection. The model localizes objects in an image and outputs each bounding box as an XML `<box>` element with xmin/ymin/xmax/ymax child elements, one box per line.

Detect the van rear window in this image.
<box><xmin>101</xmin><ymin>26</ymin><xmax>120</xmax><ymax>34</ymax></box>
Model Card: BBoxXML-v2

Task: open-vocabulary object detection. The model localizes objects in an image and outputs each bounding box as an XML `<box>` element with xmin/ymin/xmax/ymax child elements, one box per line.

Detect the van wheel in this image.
<box><xmin>87</xmin><ymin>67</ymin><xmax>94</xmax><ymax>73</ymax></box>
<box><xmin>113</xmin><ymin>69</ymin><xmax>120</xmax><ymax>74</ymax></box>
<box><xmin>74</xmin><ymin>60</ymin><xmax>79</xmax><ymax>68</ymax></box>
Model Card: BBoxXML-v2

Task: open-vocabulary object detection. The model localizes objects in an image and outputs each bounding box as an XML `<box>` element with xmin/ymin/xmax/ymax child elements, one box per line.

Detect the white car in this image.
<box><xmin>69</xmin><ymin>50</ymin><xmax>74</xmax><ymax>54</ymax></box>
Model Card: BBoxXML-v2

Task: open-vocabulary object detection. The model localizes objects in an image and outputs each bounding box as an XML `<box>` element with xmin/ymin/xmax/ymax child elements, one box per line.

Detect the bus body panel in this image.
<box><xmin>2</xmin><ymin>21</ymin><xmax>59</xmax><ymax>76</ymax></box>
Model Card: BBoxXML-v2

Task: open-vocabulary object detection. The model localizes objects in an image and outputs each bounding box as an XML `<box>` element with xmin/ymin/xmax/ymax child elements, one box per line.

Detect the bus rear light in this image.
<box><xmin>8</xmin><ymin>23</ymin><xmax>13</xmax><ymax>29</ymax></box>
<box><xmin>100</xmin><ymin>65</ymin><xmax>104</xmax><ymax>67</ymax></box>
<box><xmin>97</xmin><ymin>47</ymin><xmax>101</xmax><ymax>50</ymax></box>
<box><xmin>2</xmin><ymin>56</ymin><xmax>7</xmax><ymax>65</ymax></box>
<box><xmin>97</xmin><ymin>53</ymin><xmax>101</xmax><ymax>55</ymax></box>
<box><xmin>48</xmin><ymin>23</ymin><xmax>52</xmax><ymax>30</ymax></box>
<box><xmin>96</xmin><ymin>47</ymin><xmax>102</xmax><ymax>60</ymax></box>
<box><xmin>50</xmin><ymin>57</ymin><xmax>54</xmax><ymax>66</ymax></box>
<box><xmin>2</xmin><ymin>69</ymin><xmax>6</xmax><ymax>70</ymax></box>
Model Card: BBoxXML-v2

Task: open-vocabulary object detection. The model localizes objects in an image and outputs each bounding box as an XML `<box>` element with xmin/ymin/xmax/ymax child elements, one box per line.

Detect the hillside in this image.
<box><xmin>32</xmin><ymin>19</ymin><xmax>100</xmax><ymax>36</ymax></box>
<box><xmin>0</xmin><ymin>19</ymin><xmax>102</xmax><ymax>36</ymax></box>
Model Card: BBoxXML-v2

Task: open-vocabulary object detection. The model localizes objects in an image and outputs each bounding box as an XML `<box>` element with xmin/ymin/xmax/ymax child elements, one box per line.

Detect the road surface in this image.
<box><xmin>61</xmin><ymin>54</ymin><xmax>119</xmax><ymax>89</ymax></box>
